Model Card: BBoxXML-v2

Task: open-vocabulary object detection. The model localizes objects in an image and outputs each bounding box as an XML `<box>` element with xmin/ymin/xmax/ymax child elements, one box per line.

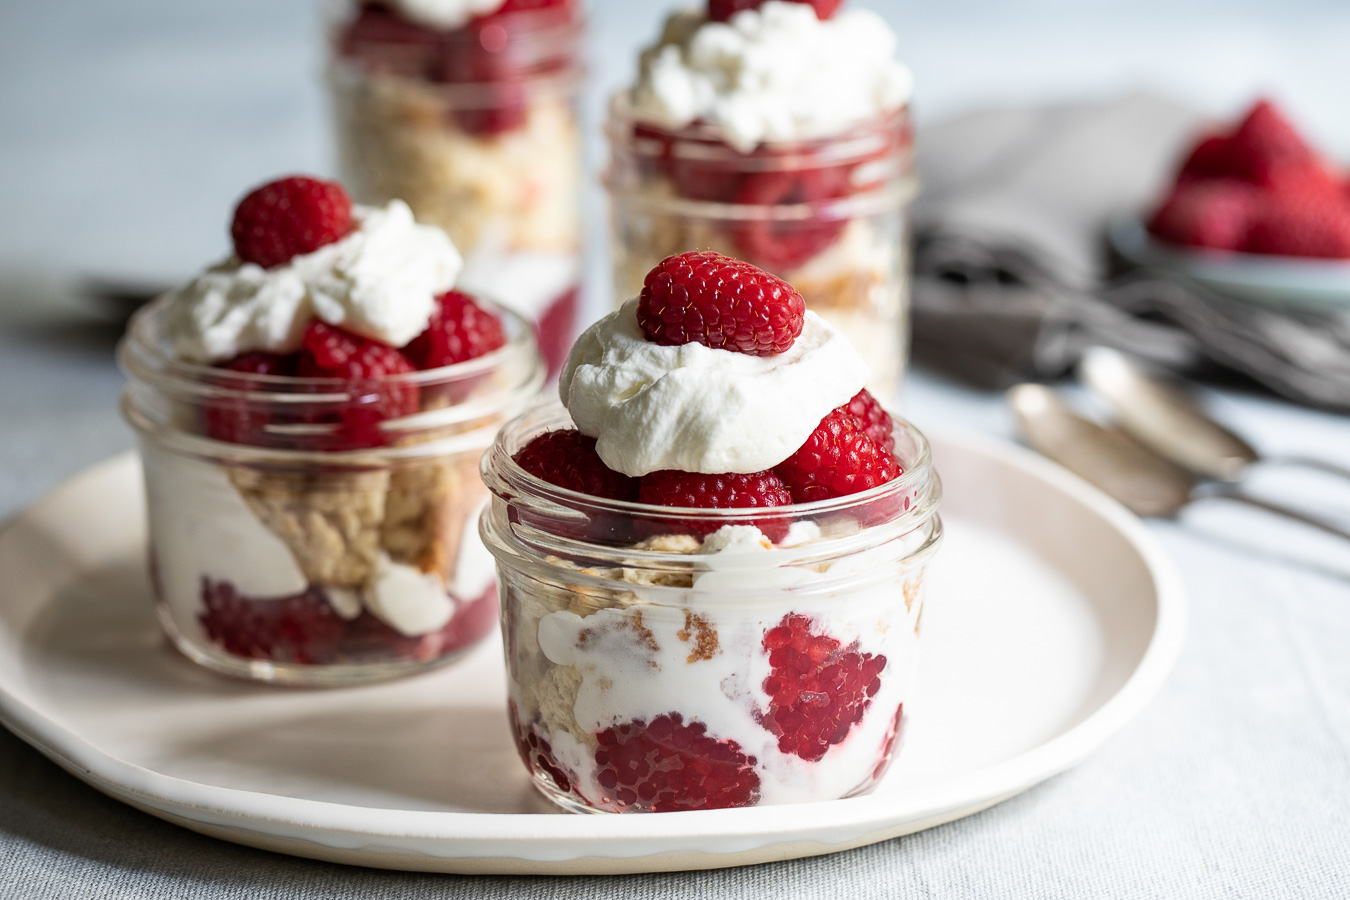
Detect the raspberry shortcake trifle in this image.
<box><xmin>481</xmin><ymin>251</ymin><xmax>941</xmax><ymax>812</ymax></box>
<box><xmin>605</xmin><ymin>0</ymin><xmax>916</xmax><ymax>395</ymax></box>
<box><xmin>120</xmin><ymin>175</ymin><xmax>543</xmax><ymax>684</ymax></box>
<box><xmin>330</xmin><ymin>0</ymin><xmax>584</xmax><ymax>371</ymax></box>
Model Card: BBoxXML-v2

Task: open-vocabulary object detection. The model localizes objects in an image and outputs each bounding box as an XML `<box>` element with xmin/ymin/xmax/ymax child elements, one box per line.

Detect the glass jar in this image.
<box><xmin>604</xmin><ymin>96</ymin><xmax>917</xmax><ymax>400</ymax></box>
<box><xmin>119</xmin><ymin>297</ymin><xmax>544</xmax><ymax>685</ymax></box>
<box><xmin>480</xmin><ymin>402</ymin><xmax>942</xmax><ymax>813</ymax></box>
<box><xmin>328</xmin><ymin>1</ymin><xmax>585</xmax><ymax>373</ymax></box>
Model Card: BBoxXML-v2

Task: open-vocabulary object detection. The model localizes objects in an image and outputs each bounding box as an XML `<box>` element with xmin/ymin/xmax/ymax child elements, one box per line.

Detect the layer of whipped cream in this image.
<box><xmin>559</xmin><ymin>299</ymin><xmax>868</xmax><ymax>477</ymax></box>
<box><xmin>629</xmin><ymin>1</ymin><xmax>913</xmax><ymax>153</ymax></box>
<box><xmin>143</xmin><ymin>446</ymin><xmax>471</xmax><ymax>638</ymax></box>
<box><xmin>382</xmin><ymin>0</ymin><xmax>505</xmax><ymax>30</ymax></box>
<box><xmin>530</xmin><ymin>523</ymin><xmax>922</xmax><ymax>806</ymax></box>
<box><xmin>164</xmin><ymin>200</ymin><xmax>462</xmax><ymax>362</ymax></box>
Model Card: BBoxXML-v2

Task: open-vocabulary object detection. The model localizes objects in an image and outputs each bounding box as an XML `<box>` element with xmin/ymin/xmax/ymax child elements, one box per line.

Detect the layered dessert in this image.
<box><xmin>605</xmin><ymin>0</ymin><xmax>916</xmax><ymax>395</ymax></box>
<box><xmin>480</xmin><ymin>251</ymin><xmax>941</xmax><ymax>812</ymax></box>
<box><xmin>1148</xmin><ymin>98</ymin><xmax>1350</xmax><ymax>258</ymax></box>
<box><xmin>120</xmin><ymin>175</ymin><xmax>543</xmax><ymax>682</ymax></box>
<box><xmin>330</xmin><ymin>0</ymin><xmax>584</xmax><ymax>371</ymax></box>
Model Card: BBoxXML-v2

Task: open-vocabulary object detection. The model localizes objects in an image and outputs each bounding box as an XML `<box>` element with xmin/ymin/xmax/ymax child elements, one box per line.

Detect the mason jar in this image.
<box><xmin>328</xmin><ymin>0</ymin><xmax>585</xmax><ymax>372</ymax></box>
<box><xmin>605</xmin><ymin>96</ymin><xmax>917</xmax><ymax>399</ymax></box>
<box><xmin>480</xmin><ymin>402</ymin><xmax>942</xmax><ymax>813</ymax></box>
<box><xmin>119</xmin><ymin>296</ymin><xmax>544</xmax><ymax>685</ymax></box>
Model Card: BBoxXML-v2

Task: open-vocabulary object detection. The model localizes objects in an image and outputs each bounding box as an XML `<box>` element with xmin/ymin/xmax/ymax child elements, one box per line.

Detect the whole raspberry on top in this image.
<box><xmin>231</xmin><ymin>176</ymin><xmax>353</xmax><ymax>269</ymax></box>
<box><xmin>297</xmin><ymin>321</ymin><xmax>420</xmax><ymax>449</ymax></box>
<box><xmin>638</xmin><ymin>469</ymin><xmax>794</xmax><ymax>540</ymax></box>
<box><xmin>762</xmin><ymin>613</ymin><xmax>886</xmax><ymax>761</ymax></box>
<box><xmin>637</xmin><ymin>251</ymin><xmax>805</xmax><ymax>357</ymax></box>
<box><xmin>402</xmin><ymin>290</ymin><xmax>506</xmax><ymax>369</ymax></box>
<box><xmin>775</xmin><ymin>406</ymin><xmax>901</xmax><ymax>502</ymax></box>
<box><xmin>513</xmin><ymin>429</ymin><xmax>639</xmax><ymax>501</ymax></box>
<box><xmin>594</xmin><ymin>713</ymin><xmax>761</xmax><ymax>812</ymax></box>
<box><xmin>708</xmin><ymin>0</ymin><xmax>843</xmax><ymax>22</ymax></box>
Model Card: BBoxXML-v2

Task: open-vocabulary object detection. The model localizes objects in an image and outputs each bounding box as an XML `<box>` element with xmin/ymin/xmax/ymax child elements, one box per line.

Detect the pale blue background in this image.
<box><xmin>1</xmin><ymin>2</ymin><xmax>1349</xmax><ymax>897</ymax></box>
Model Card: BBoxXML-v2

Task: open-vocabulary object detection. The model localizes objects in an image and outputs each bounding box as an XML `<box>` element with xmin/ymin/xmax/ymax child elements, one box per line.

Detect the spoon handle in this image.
<box><xmin>1265</xmin><ymin>456</ymin><xmax>1350</xmax><ymax>485</ymax></box>
<box><xmin>1198</xmin><ymin>484</ymin><xmax>1350</xmax><ymax>545</ymax></box>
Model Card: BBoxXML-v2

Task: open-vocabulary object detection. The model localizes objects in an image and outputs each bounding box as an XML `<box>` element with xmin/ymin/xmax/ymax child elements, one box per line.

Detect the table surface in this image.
<box><xmin>2</xmin><ymin>1</ymin><xmax>1350</xmax><ymax>897</ymax></box>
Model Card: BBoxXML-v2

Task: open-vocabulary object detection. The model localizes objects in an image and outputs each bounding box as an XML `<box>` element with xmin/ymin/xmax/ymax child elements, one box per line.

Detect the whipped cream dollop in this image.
<box><xmin>559</xmin><ymin>299</ymin><xmax>868</xmax><ymax>477</ymax></box>
<box><xmin>629</xmin><ymin>2</ymin><xmax>913</xmax><ymax>153</ymax></box>
<box><xmin>384</xmin><ymin>0</ymin><xmax>504</xmax><ymax>30</ymax></box>
<box><xmin>163</xmin><ymin>200</ymin><xmax>462</xmax><ymax>362</ymax></box>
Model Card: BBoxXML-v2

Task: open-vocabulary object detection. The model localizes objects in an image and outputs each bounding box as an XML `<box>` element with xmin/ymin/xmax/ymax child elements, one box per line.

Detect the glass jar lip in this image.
<box><xmin>330</xmin><ymin>0</ymin><xmax>585</xmax><ymax>42</ymax></box>
<box><xmin>604</xmin><ymin>92</ymin><xmax>916</xmax><ymax>220</ymax></box>
<box><xmin>483</xmin><ymin>399</ymin><xmax>940</xmax><ymax>533</ymax></box>
<box><xmin>122</xmin><ymin>292</ymin><xmax>539</xmax><ymax>388</ymax></box>
<box><xmin>327</xmin><ymin>0</ymin><xmax>585</xmax><ymax>93</ymax></box>
<box><xmin>605</xmin><ymin>91</ymin><xmax>912</xmax><ymax>160</ymax></box>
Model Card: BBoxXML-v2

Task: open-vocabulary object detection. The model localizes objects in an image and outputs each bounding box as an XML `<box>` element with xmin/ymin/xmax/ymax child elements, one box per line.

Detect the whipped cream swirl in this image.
<box><xmin>163</xmin><ymin>200</ymin><xmax>462</xmax><ymax>362</ymax></box>
<box><xmin>559</xmin><ymin>299</ymin><xmax>868</xmax><ymax>477</ymax></box>
<box><xmin>382</xmin><ymin>0</ymin><xmax>505</xmax><ymax>30</ymax></box>
<box><xmin>629</xmin><ymin>1</ymin><xmax>913</xmax><ymax>153</ymax></box>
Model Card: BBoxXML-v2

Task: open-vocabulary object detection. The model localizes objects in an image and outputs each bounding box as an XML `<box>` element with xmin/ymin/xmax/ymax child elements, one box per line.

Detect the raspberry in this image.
<box><xmin>1224</xmin><ymin>99</ymin><xmax>1315</xmax><ymax>185</ymax></box>
<box><xmin>1147</xmin><ymin>181</ymin><xmax>1260</xmax><ymax>252</ymax></box>
<box><xmin>869</xmin><ymin>703</ymin><xmax>906</xmax><ymax>783</ymax></box>
<box><xmin>845</xmin><ymin>389</ymin><xmax>896</xmax><ymax>454</ymax></box>
<box><xmin>403</xmin><ymin>290</ymin><xmax>506</xmax><ymax>369</ymax></box>
<box><xmin>775</xmin><ymin>407</ymin><xmax>902</xmax><ymax>503</ymax></box>
<box><xmin>203</xmin><ymin>351</ymin><xmax>300</xmax><ymax>446</ymax></box>
<box><xmin>637</xmin><ymin>469</ymin><xmax>794</xmax><ymax>541</ymax></box>
<box><xmin>1175</xmin><ymin>133</ymin><xmax>1234</xmax><ymax>183</ymax></box>
<box><xmin>708</xmin><ymin>0</ymin><xmax>842</xmax><ymax>22</ymax></box>
<box><xmin>761</xmin><ymin>613</ymin><xmax>887</xmax><ymax>761</ymax></box>
<box><xmin>297</xmin><ymin>321</ymin><xmax>420</xmax><ymax>449</ymax></box>
<box><xmin>1258</xmin><ymin>162</ymin><xmax>1344</xmax><ymax>198</ymax></box>
<box><xmin>534</xmin><ymin>285</ymin><xmax>579</xmax><ymax>377</ymax></box>
<box><xmin>508</xmin><ymin>701</ymin><xmax>575</xmax><ymax>794</ymax></box>
<box><xmin>230</xmin><ymin>176</ymin><xmax>353</xmax><ymax>269</ymax></box>
<box><xmin>513</xmin><ymin>429</ymin><xmax>639</xmax><ymax>501</ymax></box>
<box><xmin>199</xmin><ymin>579</ymin><xmax>345</xmax><ymax>665</ymax></box>
<box><xmin>594</xmin><ymin>714</ymin><xmax>760</xmax><ymax>812</ymax></box>
<box><xmin>730</xmin><ymin>168</ymin><xmax>851</xmax><ymax>269</ymax></box>
<box><xmin>338</xmin><ymin>5</ymin><xmax>442</xmax><ymax>80</ymax></box>
<box><xmin>637</xmin><ymin>251</ymin><xmax>805</xmax><ymax>356</ymax></box>
<box><xmin>198</xmin><ymin>579</ymin><xmax>493</xmax><ymax>666</ymax></box>
<box><xmin>1244</xmin><ymin>192</ymin><xmax>1350</xmax><ymax>259</ymax></box>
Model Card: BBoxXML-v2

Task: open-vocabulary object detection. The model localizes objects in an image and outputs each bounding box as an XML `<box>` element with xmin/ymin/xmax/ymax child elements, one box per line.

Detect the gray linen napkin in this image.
<box><xmin>911</xmin><ymin>92</ymin><xmax>1350</xmax><ymax>412</ymax></box>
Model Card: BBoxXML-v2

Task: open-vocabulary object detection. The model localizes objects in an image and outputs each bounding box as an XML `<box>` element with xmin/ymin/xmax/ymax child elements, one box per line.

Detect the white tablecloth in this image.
<box><xmin>1</xmin><ymin>1</ymin><xmax>1349</xmax><ymax>896</ymax></box>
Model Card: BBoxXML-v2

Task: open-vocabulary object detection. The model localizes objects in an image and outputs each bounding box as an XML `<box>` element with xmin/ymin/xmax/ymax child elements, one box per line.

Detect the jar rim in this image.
<box><xmin>481</xmin><ymin>400</ymin><xmax>942</xmax><ymax>567</ymax></box>
<box><xmin>605</xmin><ymin>91</ymin><xmax>912</xmax><ymax>160</ymax></box>
<box><xmin>119</xmin><ymin>292</ymin><xmax>545</xmax><ymax>457</ymax></box>
<box><xmin>604</xmin><ymin>92</ymin><xmax>916</xmax><ymax>219</ymax></box>
<box><xmin>121</xmin><ymin>293</ymin><xmax>540</xmax><ymax>388</ymax></box>
<box><xmin>330</xmin><ymin>0</ymin><xmax>585</xmax><ymax>44</ymax></box>
<box><xmin>327</xmin><ymin>0</ymin><xmax>585</xmax><ymax>95</ymax></box>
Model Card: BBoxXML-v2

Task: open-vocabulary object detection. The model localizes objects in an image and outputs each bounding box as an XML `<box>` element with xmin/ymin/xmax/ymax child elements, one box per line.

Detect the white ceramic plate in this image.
<box><xmin>0</xmin><ymin>430</ymin><xmax>1185</xmax><ymax>875</ymax></box>
<box><xmin>1110</xmin><ymin>216</ymin><xmax>1350</xmax><ymax>310</ymax></box>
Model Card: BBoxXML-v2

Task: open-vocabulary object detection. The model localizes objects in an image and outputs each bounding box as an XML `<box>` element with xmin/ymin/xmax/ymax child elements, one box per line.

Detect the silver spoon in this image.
<box><xmin>1008</xmin><ymin>383</ymin><xmax>1350</xmax><ymax>544</ymax></box>
<box><xmin>1078</xmin><ymin>346</ymin><xmax>1350</xmax><ymax>483</ymax></box>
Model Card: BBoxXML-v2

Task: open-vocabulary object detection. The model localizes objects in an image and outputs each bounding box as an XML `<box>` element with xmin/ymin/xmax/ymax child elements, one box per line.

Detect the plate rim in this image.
<box><xmin>1109</xmin><ymin>216</ymin><xmax>1350</xmax><ymax>309</ymax></box>
<box><xmin>0</xmin><ymin>431</ymin><xmax>1188</xmax><ymax>870</ymax></box>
